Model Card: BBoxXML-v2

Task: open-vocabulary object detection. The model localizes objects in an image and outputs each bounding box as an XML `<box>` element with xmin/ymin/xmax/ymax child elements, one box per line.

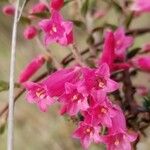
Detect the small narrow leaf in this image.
<box><xmin>71</xmin><ymin>20</ymin><xmax>86</xmax><ymax>28</ymax></box>
<box><xmin>143</xmin><ymin>95</ymin><xmax>150</xmax><ymax>110</ymax></box>
<box><xmin>81</xmin><ymin>0</ymin><xmax>90</xmax><ymax>16</ymax></box>
<box><xmin>0</xmin><ymin>118</ymin><xmax>6</xmax><ymax>135</ymax></box>
<box><xmin>0</xmin><ymin>81</ymin><xmax>20</xmax><ymax>92</ymax></box>
<box><xmin>19</xmin><ymin>16</ymin><xmax>31</xmax><ymax>25</ymax></box>
<box><xmin>0</xmin><ymin>81</ymin><xmax>9</xmax><ymax>92</ymax></box>
<box><xmin>127</xmin><ymin>48</ymin><xmax>141</xmax><ymax>59</ymax></box>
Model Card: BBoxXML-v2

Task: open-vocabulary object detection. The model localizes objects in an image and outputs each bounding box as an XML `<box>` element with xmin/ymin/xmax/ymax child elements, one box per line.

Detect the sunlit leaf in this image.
<box><xmin>0</xmin><ymin>117</ymin><xmax>6</xmax><ymax>135</ymax></box>
<box><xmin>19</xmin><ymin>16</ymin><xmax>31</xmax><ymax>25</ymax></box>
<box><xmin>0</xmin><ymin>81</ymin><xmax>20</xmax><ymax>92</ymax></box>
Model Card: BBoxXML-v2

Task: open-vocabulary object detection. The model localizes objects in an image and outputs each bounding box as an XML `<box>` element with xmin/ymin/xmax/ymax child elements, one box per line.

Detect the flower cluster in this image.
<box><xmin>16</xmin><ymin>1</ymin><xmax>140</xmax><ymax>149</ymax></box>
<box><xmin>21</xmin><ymin>61</ymin><xmax>137</xmax><ymax>149</ymax></box>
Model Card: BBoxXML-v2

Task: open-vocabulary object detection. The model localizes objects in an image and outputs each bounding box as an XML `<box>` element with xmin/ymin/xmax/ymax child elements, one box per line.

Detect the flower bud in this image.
<box><xmin>18</xmin><ymin>55</ymin><xmax>46</xmax><ymax>83</ymax></box>
<box><xmin>2</xmin><ymin>4</ymin><xmax>15</xmax><ymax>16</ymax></box>
<box><xmin>23</xmin><ymin>26</ymin><xmax>37</xmax><ymax>40</ymax></box>
<box><xmin>50</xmin><ymin>0</ymin><xmax>64</xmax><ymax>11</ymax></box>
<box><xmin>29</xmin><ymin>2</ymin><xmax>47</xmax><ymax>14</ymax></box>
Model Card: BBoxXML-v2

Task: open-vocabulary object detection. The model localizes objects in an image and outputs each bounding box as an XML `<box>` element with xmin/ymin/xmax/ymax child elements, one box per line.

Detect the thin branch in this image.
<box><xmin>127</xmin><ymin>28</ymin><xmax>150</xmax><ymax>36</ymax></box>
<box><xmin>70</xmin><ymin>44</ymin><xmax>86</xmax><ymax>66</ymax></box>
<box><xmin>7</xmin><ymin>0</ymin><xmax>20</xmax><ymax>150</ymax></box>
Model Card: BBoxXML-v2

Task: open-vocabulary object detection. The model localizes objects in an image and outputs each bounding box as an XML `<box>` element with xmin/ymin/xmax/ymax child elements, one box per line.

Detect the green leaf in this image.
<box><xmin>46</xmin><ymin>62</ymin><xmax>55</xmax><ymax>74</ymax></box>
<box><xmin>0</xmin><ymin>81</ymin><xmax>9</xmax><ymax>92</ymax></box>
<box><xmin>143</xmin><ymin>95</ymin><xmax>150</xmax><ymax>110</ymax></box>
<box><xmin>71</xmin><ymin>20</ymin><xmax>86</xmax><ymax>28</ymax></box>
<box><xmin>127</xmin><ymin>48</ymin><xmax>140</xmax><ymax>59</ymax></box>
<box><xmin>81</xmin><ymin>0</ymin><xmax>90</xmax><ymax>16</ymax></box>
<box><xmin>19</xmin><ymin>16</ymin><xmax>31</xmax><ymax>25</ymax></box>
<box><xmin>0</xmin><ymin>81</ymin><xmax>20</xmax><ymax>92</ymax></box>
<box><xmin>0</xmin><ymin>118</ymin><xmax>6</xmax><ymax>135</ymax></box>
<box><xmin>33</xmin><ymin>12</ymin><xmax>50</xmax><ymax>18</ymax></box>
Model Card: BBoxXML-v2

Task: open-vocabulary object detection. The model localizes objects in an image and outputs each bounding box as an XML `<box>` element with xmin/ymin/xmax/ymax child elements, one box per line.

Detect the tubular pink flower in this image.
<box><xmin>130</xmin><ymin>0</ymin><xmax>150</xmax><ymax>13</ymax></box>
<box><xmin>99</xmin><ymin>31</ymin><xmax>115</xmax><ymax>69</ymax></box>
<box><xmin>131</xmin><ymin>56</ymin><xmax>150</xmax><ymax>72</ymax></box>
<box><xmin>2</xmin><ymin>4</ymin><xmax>15</xmax><ymax>16</ymax></box>
<box><xmin>73</xmin><ymin>121</ymin><xmax>101</xmax><ymax>149</ymax></box>
<box><xmin>114</xmin><ymin>27</ymin><xmax>133</xmax><ymax>60</ymax></box>
<box><xmin>59</xmin><ymin>82</ymin><xmax>89</xmax><ymax>116</ymax></box>
<box><xmin>102</xmin><ymin>107</ymin><xmax>138</xmax><ymax>150</ymax></box>
<box><xmin>98</xmin><ymin>30</ymin><xmax>131</xmax><ymax>71</ymax></box>
<box><xmin>39</xmin><ymin>10</ymin><xmax>73</xmax><ymax>46</ymax></box>
<box><xmin>43</xmin><ymin>66</ymin><xmax>81</xmax><ymax>97</ymax></box>
<box><xmin>18</xmin><ymin>55</ymin><xmax>45</xmax><ymax>83</ymax></box>
<box><xmin>23</xmin><ymin>81</ymin><xmax>54</xmax><ymax>112</ymax></box>
<box><xmin>29</xmin><ymin>2</ymin><xmax>47</xmax><ymax>14</ymax></box>
<box><xmin>81</xmin><ymin>63</ymin><xmax>119</xmax><ymax>100</ymax></box>
<box><xmin>102</xmin><ymin>130</ymin><xmax>137</xmax><ymax>150</ymax></box>
<box><xmin>84</xmin><ymin>99</ymin><xmax>117</xmax><ymax>127</ymax></box>
<box><xmin>23</xmin><ymin>26</ymin><xmax>37</xmax><ymax>40</ymax></box>
<box><xmin>50</xmin><ymin>0</ymin><xmax>64</xmax><ymax>11</ymax></box>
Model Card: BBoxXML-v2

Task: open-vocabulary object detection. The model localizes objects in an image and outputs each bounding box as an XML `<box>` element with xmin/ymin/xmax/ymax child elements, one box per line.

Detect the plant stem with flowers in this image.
<box><xmin>1</xmin><ymin>0</ymin><xmax>150</xmax><ymax>150</ymax></box>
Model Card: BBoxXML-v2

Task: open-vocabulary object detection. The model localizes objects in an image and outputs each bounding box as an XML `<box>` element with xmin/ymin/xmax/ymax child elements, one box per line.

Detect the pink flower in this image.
<box><xmin>59</xmin><ymin>83</ymin><xmax>89</xmax><ymax>116</ymax></box>
<box><xmin>29</xmin><ymin>2</ymin><xmax>47</xmax><ymax>14</ymax></box>
<box><xmin>23</xmin><ymin>81</ymin><xmax>54</xmax><ymax>112</ymax></box>
<box><xmin>73</xmin><ymin>121</ymin><xmax>101</xmax><ymax>149</ymax></box>
<box><xmin>130</xmin><ymin>0</ymin><xmax>150</xmax><ymax>13</ymax></box>
<box><xmin>99</xmin><ymin>31</ymin><xmax>115</xmax><ymax>69</ymax></box>
<box><xmin>39</xmin><ymin>10</ymin><xmax>73</xmax><ymax>46</ymax></box>
<box><xmin>102</xmin><ymin>108</ymin><xmax>138</xmax><ymax>150</ymax></box>
<box><xmin>114</xmin><ymin>27</ymin><xmax>133</xmax><ymax>59</ymax></box>
<box><xmin>23</xmin><ymin>26</ymin><xmax>37</xmax><ymax>40</ymax></box>
<box><xmin>18</xmin><ymin>55</ymin><xmax>45</xmax><ymax>83</ymax></box>
<box><xmin>131</xmin><ymin>56</ymin><xmax>150</xmax><ymax>72</ymax></box>
<box><xmin>98</xmin><ymin>31</ymin><xmax>130</xmax><ymax>71</ymax></box>
<box><xmin>81</xmin><ymin>63</ymin><xmax>118</xmax><ymax>100</ymax></box>
<box><xmin>43</xmin><ymin>67</ymin><xmax>81</xmax><ymax>97</ymax></box>
<box><xmin>2</xmin><ymin>4</ymin><xmax>15</xmax><ymax>16</ymax></box>
<box><xmin>102</xmin><ymin>130</ymin><xmax>137</xmax><ymax>150</ymax></box>
<box><xmin>50</xmin><ymin>0</ymin><xmax>64</xmax><ymax>11</ymax></box>
<box><xmin>84</xmin><ymin>99</ymin><xmax>117</xmax><ymax>127</ymax></box>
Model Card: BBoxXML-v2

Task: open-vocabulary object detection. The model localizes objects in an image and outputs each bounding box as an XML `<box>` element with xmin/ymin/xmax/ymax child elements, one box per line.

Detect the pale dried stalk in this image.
<box><xmin>7</xmin><ymin>0</ymin><xmax>20</xmax><ymax>150</ymax></box>
<box><xmin>17</xmin><ymin>0</ymin><xmax>27</xmax><ymax>21</ymax></box>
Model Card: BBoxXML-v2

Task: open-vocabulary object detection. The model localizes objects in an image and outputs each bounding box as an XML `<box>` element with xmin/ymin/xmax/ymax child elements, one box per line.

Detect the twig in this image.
<box><xmin>127</xmin><ymin>28</ymin><xmax>150</xmax><ymax>36</ymax></box>
<box><xmin>70</xmin><ymin>44</ymin><xmax>86</xmax><ymax>66</ymax></box>
<box><xmin>7</xmin><ymin>0</ymin><xmax>20</xmax><ymax>150</ymax></box>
